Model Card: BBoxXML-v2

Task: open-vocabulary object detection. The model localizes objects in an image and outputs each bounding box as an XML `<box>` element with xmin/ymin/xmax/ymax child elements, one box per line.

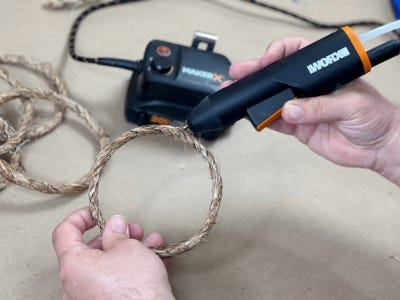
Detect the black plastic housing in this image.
<box><xmin>125</xmin><ymin>38</ymin><xmax>231</xmax><ymax>134</ymax></box>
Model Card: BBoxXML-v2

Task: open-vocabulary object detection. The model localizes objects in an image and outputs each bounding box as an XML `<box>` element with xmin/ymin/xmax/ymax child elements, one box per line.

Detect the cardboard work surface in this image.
<box><xmin>0</xmin><ymin>0</ymin><xmax>399</xmax><ymax>299</ymax></box>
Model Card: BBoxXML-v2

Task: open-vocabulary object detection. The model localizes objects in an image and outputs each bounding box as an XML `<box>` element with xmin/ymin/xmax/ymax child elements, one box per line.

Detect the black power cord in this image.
<box><xmin>69</xmin><ymin>0</ymin><xmax>142</xmax><ymax>71</ymax></box>
<box><xmin>68</xmin><ymin>0</ymin><xmax>399</xmax><ymax>71</ymax></box>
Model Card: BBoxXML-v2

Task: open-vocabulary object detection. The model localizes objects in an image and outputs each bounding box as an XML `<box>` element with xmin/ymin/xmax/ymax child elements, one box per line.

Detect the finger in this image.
<box><xmin>87</xmin><ymin>235</ymin><xmax>103</xmax><ymax>250</ymax></box>
<box><xmin>52</xmin><ymin>207</ymin><xmax>96</xmax><ymax>259</ymax></box>
<box><xmin>268</xmin><ymin>117</ymin><xmax>296</xmax><ymax>135</ymax></box>
<box><xmin>282</xmin><ymin>95</ymin><xmax>350</xmax><ymax>124</ymax></box>
<box><xmin>260</xmin><ymin>36</ymin><xmax>310</xmax><ymax>68</ymax></box>
<box><xmin>143</xmin><ymin>232</ymin><xmax>165</xmax><ymax>249</ymax></box>
<box><xmin>87</xmin><ymin>222</ymin><xmax>143</xmax><ymax>250</ymax></box>
<box><xmin>219</xmin><ymin>80</ymin><xmax>234</xmax><ymax>89</ymax></box>
<box><xmin>229</xmin><ymin>59</ymin><xmax>261</xmax><ymax>80</ymax></box>
<box><xmin>128</xmin><ymin>223</ymin><xmax>144</xmax><ymax>240</ymax></box>
<box><xmin>102</xmin><ymin>215</ymin><xmax>130</xmax><ymax>251</ymax></box>
<box><xmin>162</xmin><ymin>257</ymin><xmax>172</xmax><ymax>267</ymax></box>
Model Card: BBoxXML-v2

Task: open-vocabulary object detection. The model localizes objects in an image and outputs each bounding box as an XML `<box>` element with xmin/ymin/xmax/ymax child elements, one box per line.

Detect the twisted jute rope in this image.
<box><xmin>0</xmin><ymin>54</ymin><xmax>68</xmax><ymax>190</ymax></box>
<box><xmin>0</xmin><ymin>69</ymin><xmax>31</xmax><ymax>189</ymax></box>
<box><xmin>0</xmin><ymin>54</ymin><xmax>110</xmax><ymax>193</ymax></box>
<box><xmin>0</xmin><ymin>55</ymin><xmax>66</xmax><ymax>139</ymax></box>
<box><xmin>0</xmin><ymin>54</ymin><xmax>223</xmax><ymax>257</ymax></box>
<box><xmin>0</xmin><ymin>88</ymin><xmax>110</xmax><ymax>193</ymax></box>
<box><xmin>88</xmin><ymin>125</ymin><xmax>223</xmax><ymax>257</ymax></box>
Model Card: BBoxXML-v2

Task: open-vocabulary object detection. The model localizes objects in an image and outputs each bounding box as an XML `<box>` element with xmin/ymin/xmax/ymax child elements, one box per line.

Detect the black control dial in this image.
<box><xmin>151</xmin><ymin>57</ymin><xmax>173</xmax><ymax>74</ymax></box>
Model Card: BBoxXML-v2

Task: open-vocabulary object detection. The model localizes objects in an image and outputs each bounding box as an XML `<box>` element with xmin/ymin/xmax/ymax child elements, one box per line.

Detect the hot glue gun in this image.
<box><xmin>186</xmin><ymin>20</ymin><xmax>400</xmax><ymax>136</ymax></box>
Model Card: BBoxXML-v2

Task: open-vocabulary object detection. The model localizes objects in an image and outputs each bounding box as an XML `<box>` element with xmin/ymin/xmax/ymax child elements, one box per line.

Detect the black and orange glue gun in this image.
<box><xmin>186</xmin><ymin>21</ymin><xmax>400</xmax><ymax>136</ymax></box>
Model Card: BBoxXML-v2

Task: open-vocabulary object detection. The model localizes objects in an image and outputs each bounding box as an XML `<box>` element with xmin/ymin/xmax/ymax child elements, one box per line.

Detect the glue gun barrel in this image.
<box><xmin>186</xmin><ymin>72</ymin><xmax>284</xmax><ymax>134</ymax></box>
<box><xmin>187</xmin><ymin>26</ymin><xmax>374</xmax><ymax>136</ymax></box>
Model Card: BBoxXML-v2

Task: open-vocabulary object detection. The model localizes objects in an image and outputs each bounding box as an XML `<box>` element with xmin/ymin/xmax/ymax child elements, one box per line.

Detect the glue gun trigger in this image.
<box><xmin>246</xmin><ymin>88</ymin><xmax>296</xmax><ymax>131</ymax></box>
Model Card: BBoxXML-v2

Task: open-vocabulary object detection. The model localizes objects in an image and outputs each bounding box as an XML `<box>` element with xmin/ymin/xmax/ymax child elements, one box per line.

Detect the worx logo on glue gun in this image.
<box><xmin>186</xmin><ymin>20</ymin><xmax>400</xmax><ymax>136</ymax></box>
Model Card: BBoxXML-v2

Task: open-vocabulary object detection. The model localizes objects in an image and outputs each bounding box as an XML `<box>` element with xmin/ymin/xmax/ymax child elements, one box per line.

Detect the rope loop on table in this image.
<box><xmin>0</xmin><ymin>88</ymin><xmax>109</xmax><ymax>193</ymax></box>
<box><xmin>0</xmin><ymin>55</ymin><xmax>223</xmax><ymax>257</ymax></box>
<box><xmin>88</xmin><ymin>125</ymin><xmax>223</xmax><ymax>257</ymax></box>
<box><xmin>0</xmin><ymin>55</ymin><xmax>110</xmax><ymax>192</ymax></box>
<box><xmin>0</xmin><ymin>55</ymin><xmax>67</xmax><ymax>190</ymax></box>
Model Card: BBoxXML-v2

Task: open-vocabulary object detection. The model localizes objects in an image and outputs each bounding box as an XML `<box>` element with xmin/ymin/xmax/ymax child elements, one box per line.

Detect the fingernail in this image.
<box><xmin>285</xmin><ymin>103</ymin><xmax>303</xmax><ymax>121</ymax></box>
<box><xmin>110</xmin><ymin>215</ymin><xmax>127</xmax><ymax>234</ymax></box>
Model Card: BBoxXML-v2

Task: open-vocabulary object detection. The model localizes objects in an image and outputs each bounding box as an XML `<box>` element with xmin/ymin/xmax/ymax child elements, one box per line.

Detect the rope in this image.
<box><xmin>0</xmin><ymin>55</ymin><xmax>109</xmax><ymax>193</ymax></box>
<box><xmin>0</xmin><ymin>69</ymin><xmax>31</xmax><ymax>189</ymax></box>
<box><xmin>0</xmin><ymin>54</ymin><xmax>68</xmax><ymax>190</ymax></box>
<box><xmin>0</xmin><ymin>55</ymin><xmax>66</xmax><ymax>139</ymax></box>
<box><xmin>88</xmin><ymin>125</ymin><xmax>223</xmax><ymax>258</ymax></box>
<box><xmin>0</xmin><ymin>88</ymin><xmax>109</xmax><ymax>193</ymax></box>
<box><xmin>0</xmin><ymin>55</ymin><xmax>223</xmax><ymax>257</ymax></box>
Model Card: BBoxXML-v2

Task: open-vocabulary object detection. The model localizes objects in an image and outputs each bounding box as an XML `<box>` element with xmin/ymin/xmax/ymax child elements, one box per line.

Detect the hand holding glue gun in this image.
<box><xmin>187</xmin><ymin>20</ymin><xmax>400</xmax><ymax>185</ymax></box>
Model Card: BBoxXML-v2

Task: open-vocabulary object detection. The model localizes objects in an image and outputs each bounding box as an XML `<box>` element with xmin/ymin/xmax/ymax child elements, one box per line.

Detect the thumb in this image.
<box><xmin>282</xmin><ymin>95</ymin><xmax>348</xmax><ymax>124</ymax></box>
<box><xmin>102</xmin><ymin>215</ymin><xmax>129</xmax><ymax>251</ymax></box>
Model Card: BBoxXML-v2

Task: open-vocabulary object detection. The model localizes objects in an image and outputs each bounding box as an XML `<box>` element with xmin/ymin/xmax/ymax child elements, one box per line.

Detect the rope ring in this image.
<box><xmin>0</xmin><ymin>54</ymin><xmax>67</xmax><ymax>139</ymax></box>
<box><xmin>0</xmin><ymin>116</ymin><xmax>25</xmax><ymax>190</ymax></box>
<box><xmin>0</xmin><ymin>68</ymin><xmax>34</xmax><ymax>155</ymax></box>
<box><xmin>0</xmin><ymin>68</ymin><xmax>32</xmax><ymax>190</ymax></box>
<box><xmin>0</xmin><ymin>87</ymin><xmax>110</xmax><ymax>194</ymax></box>
<box><xmin>88</xmin><ymin>125</ymin><xmax>223</xmax><ymax>258</ymax></box>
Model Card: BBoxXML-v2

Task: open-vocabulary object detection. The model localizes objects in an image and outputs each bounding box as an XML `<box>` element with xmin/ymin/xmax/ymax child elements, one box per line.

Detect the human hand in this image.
<box><xmin>225</xmin><ymin>37</ymin><xmax>400</xmax><ymax>185</ymax></box>
<box><xmin>52</xmin><ymin>207</ymin><xmax>175</xmax><ymax>300</ymax></box>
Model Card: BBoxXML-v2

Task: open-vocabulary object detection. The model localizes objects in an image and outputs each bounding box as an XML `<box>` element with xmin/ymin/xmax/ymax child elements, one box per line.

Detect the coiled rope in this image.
<box><xmin>0</xmin><ymin>55</ymin><xmax>222</xmax><ymax>257</ymax></box>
